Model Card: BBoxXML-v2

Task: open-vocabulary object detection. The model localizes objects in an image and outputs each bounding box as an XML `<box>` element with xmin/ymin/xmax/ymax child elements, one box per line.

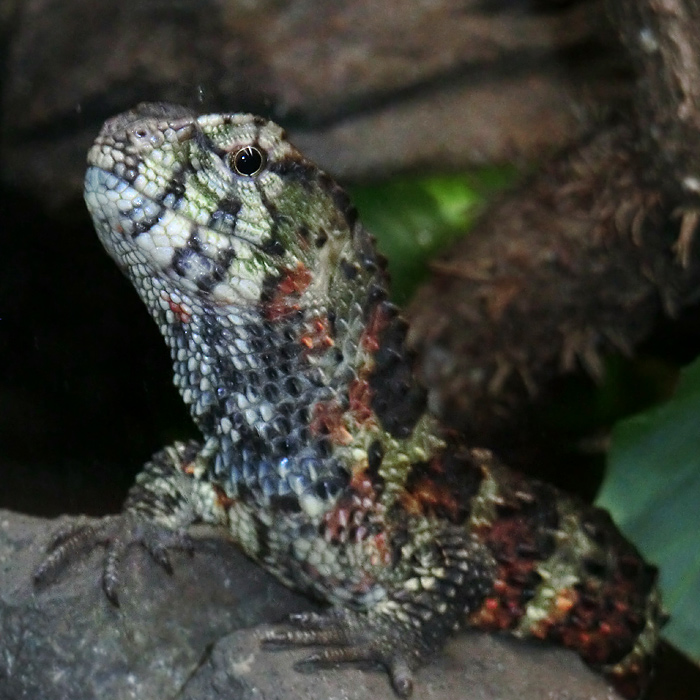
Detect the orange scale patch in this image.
<box><xmin>399</xmin><ymin>475</ymin><xmax>462</xmax><ymax>522</ymax></box>
<box><xmin>264</xmin><ymin>262</ymin><xmax>312</xmax><ymax>321</ymax></box>
<box><xmin>369</xmin><ymin>530</ymin><xmax>393</xmax><ymax>567</ymax></box>
<box><xmin>470</xmin><ymin>512</ymin><xmax>548</xmax><ymax>631</ymax></box>
<box><xmin>554</xmin><ymin>581</ymin><xmax>642</xmax><ymax>665</ymax></box>
<box><xmin>321</xmin><ymin>472</ymin><xmax>381</xmax><ymax>546</ymax></box>
<box><xmin>213</xmin><ymin>484</ymin><xmax>235</xmax><ymax>510</ymax></box>
<box><xmin>300</xmin><ymin>316</ymin><xmax>335</xmax><ymax>355</ymax></box>
<box><xmin>309</xmin><ymin>399</ymin><xmax>353</xmax><ymax>445</ymax></box>
<box><xmin>321</xmin><ymin>500</ymin><xmax>354</xmax><ymax>543</ymax></box>
<box><xmin>360</xmin><ymin>303</ymin><xmax>391</xmax><ymax>353</ymax></box>
<box><xmin>164</xmin><ymin>296</ymin><xmax>192</xmax><ymax>324</ymax></box>
<box><xmin>349</xmin><ymin>378</ymin><xmax>374</xmax><ymax>424</ymax></box>
<box><xmin>469</xmin><ymin>593</ymin><xmax>524</xmax><ymax>630</ymax></box>
<box><xmin>527</xmin><ymin>588</ymin><xmax>581</xmax><ymax>642</ymax></box>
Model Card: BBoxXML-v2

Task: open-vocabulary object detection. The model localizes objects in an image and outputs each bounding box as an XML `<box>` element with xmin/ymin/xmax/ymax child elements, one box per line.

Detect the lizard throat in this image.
<box><xmin>140</xmin><ymin>255</ymin><xmax>395</xmax><ymax>514</ymax></box>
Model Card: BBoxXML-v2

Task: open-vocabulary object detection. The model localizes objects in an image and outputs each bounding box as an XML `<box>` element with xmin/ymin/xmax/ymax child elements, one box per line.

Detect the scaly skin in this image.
<box><xmin>36</xmin><ymin>103</ymin><xmax>663</xmax><ymax>698</ymax></box>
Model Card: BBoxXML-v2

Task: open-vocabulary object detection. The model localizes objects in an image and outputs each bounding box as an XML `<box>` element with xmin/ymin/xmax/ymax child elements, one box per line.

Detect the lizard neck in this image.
<box><xmin>136</xmin><ymin>222</ymin><xmax>427</xmax><ymax>509</ymax></box>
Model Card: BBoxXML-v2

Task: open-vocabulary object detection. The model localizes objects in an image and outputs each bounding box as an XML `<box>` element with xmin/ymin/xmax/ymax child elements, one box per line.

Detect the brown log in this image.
<box><xmin>407</xmin><ymin>0</ymin><xmax>700</xmax><ymax>462</ymax></box>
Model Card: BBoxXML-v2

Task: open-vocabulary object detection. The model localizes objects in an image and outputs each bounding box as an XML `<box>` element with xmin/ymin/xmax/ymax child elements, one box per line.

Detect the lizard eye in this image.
<box><xmin>231</xmin><ymin>146</ymin><xmax>265</xmax><ymax>176</ymax></box>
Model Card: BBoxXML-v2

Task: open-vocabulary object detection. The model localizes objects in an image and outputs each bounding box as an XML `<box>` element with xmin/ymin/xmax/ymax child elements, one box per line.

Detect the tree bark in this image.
<box><xmin>407</xmin><ymin>0</ymin><xmax>700</xmax><ymax>464</ymax></box>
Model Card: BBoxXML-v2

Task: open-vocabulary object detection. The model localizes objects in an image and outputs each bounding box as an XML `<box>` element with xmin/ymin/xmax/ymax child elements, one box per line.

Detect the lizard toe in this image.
<box><xmin>35</xmin><ymin>513</ymin><xmax>193</xmax><ymax>605</ymax></box>
<box><xmin>262</xmin><ymin>606</ymin><xmax>419</xmax><ymax>696</ymax></box>
<box><xmin>34</xmin><ymin>515</ymin><xmax>121</xmax><ymax>586</ymax></box>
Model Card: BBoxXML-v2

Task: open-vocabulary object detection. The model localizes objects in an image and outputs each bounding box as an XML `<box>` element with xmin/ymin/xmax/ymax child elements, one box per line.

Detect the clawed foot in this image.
<box><xmin>262</xmin><ymin>607</ymin><xmax>419</xmax><ymax>697</ymax></box>
<box><xmin>34</xmin><ymin>514</ymin><xmax>194</xmax><ymax>605</ymax></box>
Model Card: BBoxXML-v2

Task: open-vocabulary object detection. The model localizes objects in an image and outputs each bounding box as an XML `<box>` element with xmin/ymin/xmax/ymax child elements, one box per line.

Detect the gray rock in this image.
<box><xmin>0</xmin><ymin>510</ymin><xmax>311</xmax><ymax>700</ymax></box>
<box><xmin>0</xmin><ymin>509</ymin><xmax>620</xmax><ymax>700</ymax></box>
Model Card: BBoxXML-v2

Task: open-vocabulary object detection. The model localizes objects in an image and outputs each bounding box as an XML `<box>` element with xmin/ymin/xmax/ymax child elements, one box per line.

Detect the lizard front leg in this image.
<box><xmin>35</xmin><ymin>440</ymin><xmax>227</xmax><ymax>604</ymax></box>
<box><xmin>263</xmin><ymin>524</ymin><xmax>497</xmax><ymax>697</ymax></box>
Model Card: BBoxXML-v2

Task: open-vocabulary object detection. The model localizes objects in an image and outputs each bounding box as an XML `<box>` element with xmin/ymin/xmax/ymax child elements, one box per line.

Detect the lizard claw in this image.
<box><xmin>262</xmin><ymin>607</ymin><xmax>418</xmax><ymax>697</ymax></box>
<box><xmin>34</xmin><ymin>514</ymin><xmax>194</xmax><ymax>605</ymax></box>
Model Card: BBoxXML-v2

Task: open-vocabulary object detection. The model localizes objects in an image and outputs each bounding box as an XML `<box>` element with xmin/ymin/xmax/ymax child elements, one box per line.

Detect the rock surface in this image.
<box><xmin>0</xmin><ymin>509</ymin><xmax>620</xmax><ymax>700</ymax></box>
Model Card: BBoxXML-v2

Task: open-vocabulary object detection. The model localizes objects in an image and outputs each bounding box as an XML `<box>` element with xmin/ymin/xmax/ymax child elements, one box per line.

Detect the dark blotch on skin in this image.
<box><xmin>171</xmin><ymin>246</ymin><xmax>199</xmax><ymax>278</ymax></box>
<box><xmin>253</xmin><ymin>514</ymin><xmax>272</xmax><ymax>560</ymax></box>
<box><xmin>340</xmin><ymin>259</ymin><xmax>359</xmax><ymax>280</ymax></box>
<box><xmin>218</xmin><ymin>247</ymin><xmax>238</xmax><ymax>268</ymax></box>
<box><xmin>268</xmin><ymin>157</ymin><xmax>319</xmax><ymax>186</ymax></box>
<box><xmin>583</xmin><ymin>558</ymin><xmax>608</xmax><ymax>578</ymax></box>
<box><xmin>364</xmin><ymin>285</ymin><xmax>388</xmax><ymax>317</ymax></box>
<box><xmin>170</xmin><ymin>244</ymin><xmax>226</xmax><ymax>292</ymax></box>
<box><xmin>259</xmin><ymin>271</ymin><xmax>283</xmax><ymax>304</ymax></box>
<box><xmin>131</xmin><ymin>208</ymin><xmax>164</xmax><ymax>237</ymax></box>
<box><xmin>403</xmin><ymin>449</ymin><xmax>483</xmax><ymax>524</ymax></box>
<box><xmin>318</xmin><ymin>172</ymin><xmax>358</xmax><ymax>229</ymax></box>
<box><xmin>269</xmin><ymin>494</ymin><xmax>302</xmax><ymax>512</ymax></box>
<box><xmin>388</xmin><ymin>523</ymin><xmax>411</xmax><ymax>567</ymax></box>
<box><xmin>187</xmin><ymin>227</ymin><xmax>203</xmax><ymax>252</ymax></box>
<box><xmin>217</xmin><ymin>195</ymin><xmax>242</xmax><ymax>218</ymax></box>
<box><xmin>261</xmin><ymin>238</ymin><xmax>286</xmax><ymax>256</ymax></box>
<box><xmin>159</xmin><ymin>170</ymin><xmax>188</xmax><ymax>201</ymax></box>
<box><xmin>327</xmin><ymin>309</ymin><xmax>337</xmax><ymax>336</ymax></box>
<box><xmin>367</xmin><ymin>440</ymin><xmax>384</xmax><ymax>479</ymax></box>
<box><xmin>315</xmin><ymin>230</ymin><xmax>328</xmax><ymax>248</ymax></box>
<box><xmin>368</xmin><ymin>306</ymin><xmax>426</xmax><ymax>438</ymax></box>
<box><xmin>315</xmin><ymin>475</ymin><xmax>346</xmax><ymax>500</ymax></box>
<box><xmin>354</xmin><ymin>227</ymin><xmax>385</xmax><ymax>274</ymax></box>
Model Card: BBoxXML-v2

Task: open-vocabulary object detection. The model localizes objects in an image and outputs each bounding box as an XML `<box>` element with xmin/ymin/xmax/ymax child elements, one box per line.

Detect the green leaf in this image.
<box><xmin>350</xmin><ymin>168</ymin><xmax>517</xmax><ymax>303</ymax></box>
<box><xmin>597</xmin><ymin>357</ymin><xmax>700</xmax><ymax>660</ymax></box>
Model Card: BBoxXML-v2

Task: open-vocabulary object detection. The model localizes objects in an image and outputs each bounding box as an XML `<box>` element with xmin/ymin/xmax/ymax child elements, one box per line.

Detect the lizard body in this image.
<box><xmin>38</xmin><ymin>103</ymin><xmax>663</xmax><ymax>698</ymax></box>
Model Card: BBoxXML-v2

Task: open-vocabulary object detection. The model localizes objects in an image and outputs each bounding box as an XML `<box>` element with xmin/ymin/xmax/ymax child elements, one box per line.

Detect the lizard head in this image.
<box><xmin>84</xmin><ymin>102</ymin><xmax>359</xmax><ymax>309</ymax></box>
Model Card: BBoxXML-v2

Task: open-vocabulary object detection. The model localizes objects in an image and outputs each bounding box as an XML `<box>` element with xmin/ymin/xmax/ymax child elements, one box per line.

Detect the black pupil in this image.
<box><xmin>235</xmin><ymin>147</ymin><xmax>263</xmax><ymax>175</ymax></box>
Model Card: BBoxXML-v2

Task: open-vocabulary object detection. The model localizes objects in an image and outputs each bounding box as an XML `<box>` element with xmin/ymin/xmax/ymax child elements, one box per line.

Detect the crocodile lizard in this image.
<box><xmin>36</xmin><ymin>102</ymin><xmax>663</xmax><ymax>698</ymax></box>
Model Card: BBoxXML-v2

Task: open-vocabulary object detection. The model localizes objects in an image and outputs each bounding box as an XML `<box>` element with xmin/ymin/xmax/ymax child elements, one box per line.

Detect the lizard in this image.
<box><xmin>35</xmin><ymin>102</ymin><xmax>664</xmax><ymax>699</ymax></box>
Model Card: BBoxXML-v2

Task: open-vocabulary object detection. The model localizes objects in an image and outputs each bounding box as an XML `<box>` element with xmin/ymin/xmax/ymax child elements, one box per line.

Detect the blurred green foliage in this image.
<box><xmin>350</xmin><ymin>168</ymin><xmax>517</xmax><ymax>303</ymax></box>
<box><xmin>598</xmin><ymin>358</ymin><xmax>700</xmax><ymax>660</ymax></box>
